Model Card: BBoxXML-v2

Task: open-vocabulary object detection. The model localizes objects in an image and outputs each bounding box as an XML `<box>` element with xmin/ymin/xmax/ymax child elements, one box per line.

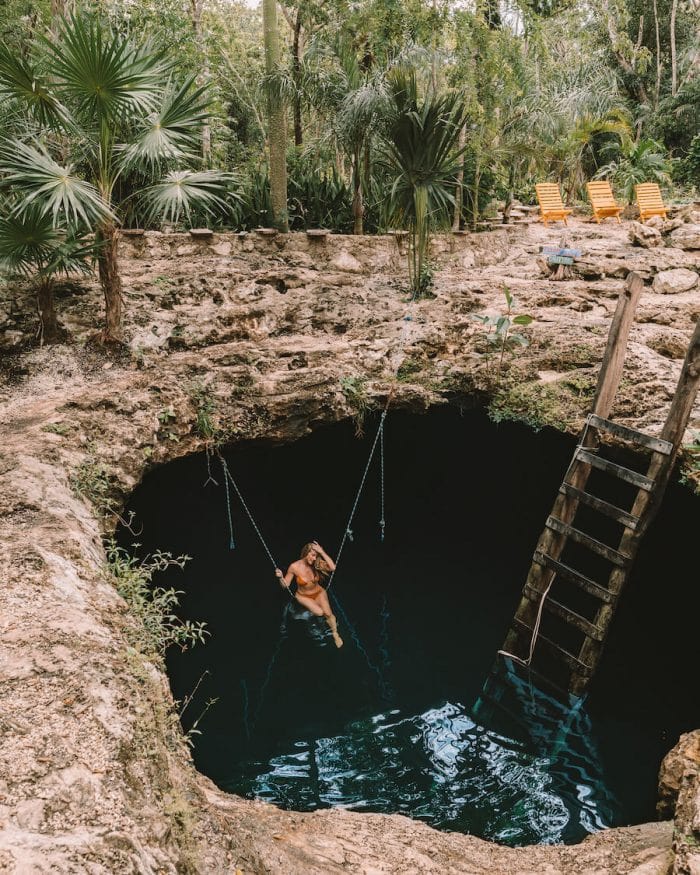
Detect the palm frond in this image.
<box><xmin>47</xmin><ymin>14</ymin><xmax>167</xmax><ymax>127</ymax></box>
<box><xmin>0</xmin><ymin>42</ymin><xmax>68</xmax><ymax>129</ymax></box>
<box><xmin>117</xmin><ymin>77</ymin><xmax>211</xmax><ymax>171</ymax></box>
<box><xmin>0</xmin><ymin>202</ymin><xmax>96</xmax><ymax>279</ymax></box>
<box><xmin>0</xmin><ymin>139</ymin><xmax>113</xmax><ymax>227</ymax></box>
<box><xmin>138</xmin><ymin>170</ymin><xmax>235</xmax><ymax>224</ymax></box>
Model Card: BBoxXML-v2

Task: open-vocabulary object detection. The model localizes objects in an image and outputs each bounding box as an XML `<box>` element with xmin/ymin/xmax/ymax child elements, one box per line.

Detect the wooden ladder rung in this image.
<box><xmin>559</xmin><ymin>483</ymin><xmax>640</xmax><ymax>529</ymax></box>
<box><xmin>512</xmin><ymin>618</ymin><xmax>593</xmax><ymax>676</ymax></box>
<box><xmin>575</xmin><ymin>448</ymin><xmax>655</xmax><ymax>491</ymax></box>
<box><xmin>533</xmin><ymin>551</ymin><xmax>614</xmax><ymax>603</ymax></box>
<box><xmin>524</xmin><ymin>585</ymin><xmax>605</xmax><ymax>641</ymax></box>
<box><xmin>546</xmin><ymin>516</ymin><xmax>631</xmax><ymax>566</ymax></box>
<box><xmin>587</xmin><ymin>414</ymin><xmax>673</xmax><ymax>455</ymax></box>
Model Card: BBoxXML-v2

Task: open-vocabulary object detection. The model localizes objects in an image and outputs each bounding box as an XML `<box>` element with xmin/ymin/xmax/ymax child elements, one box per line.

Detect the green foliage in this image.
<box><xmin>0</xmin><ymin>11</ymin><xmax>231</xmax><ymax>337</ymax></box>
<box><xmin>380</xmin><ymin>69</ymin><xmax>467</xmax><ymax>296</ymax></box>
<box><xmin>188</xmin><ymin>383</ymin><xmax>218</xmax><ymax>441</ymax></box>
<box><xmin>595</xmin><ymin>138</ymin><xmax>672</xmax><ymax>203</ymax></box>
<box><xmin>675</xmin><ymin>135</ymin><xmax>700</xmax><ymax>191</ymax></box>
<box><xmin>71</xmin><ymin>458</ymin><xmax>116</xmax><ymax>514</ymax></box>
<box><xmin>682</xmin><ymin>432</ymin><xmax>700</xmax><ymax>494</ymax></box>
<box><xmin>340</xmin><ymin>375</ymin><xmax>373</xmax><ymax>435</ymax></box>
<box><xmin>105</xmin><ymin>539</ymin><xmax>207</xmax><ymax>657</ymax></box>
<box><xmin>472</xmin><ymin>286</ymin><xmax>534</xmax><ymax>381</ymax></box>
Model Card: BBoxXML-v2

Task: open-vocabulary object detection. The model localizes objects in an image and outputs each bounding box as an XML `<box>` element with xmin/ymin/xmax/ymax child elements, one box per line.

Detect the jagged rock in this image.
<box><xmin>211</xmin><ymin>241</ymin><xmax>232</xmax><ymax>257</ymax></box>
<box><xmin>658</xmin><ymin>731</ymin><xmax>700</xmax><ymax>819</ymax></box>
<box><xmin>629</xmin><ymin>221</ymin><xmax>663</xmax><ymax>248</ymax></box>
<box><xmin>653</xmin><ymin>268</ymin><xmax>699</xmax><ymax>294</ymax></box>
<box><xmin>670</xmin><ymin>226</ymin><xmax>700</xmax><ymax>250</ymax></box>
<box><xmin>330</xmin><ymin>250</ymin><xmax>364</xmax><ymax>273</ymax></box>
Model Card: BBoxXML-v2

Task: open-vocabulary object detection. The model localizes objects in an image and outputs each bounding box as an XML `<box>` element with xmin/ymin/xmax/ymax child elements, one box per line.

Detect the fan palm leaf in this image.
<box><xmin>0</xmin><ymin>139</ymin><xmax>113</xmax><ymax>227</ymax></box>
<box><xmin>0</xmin><ymin>42</ymin><xmax>68</xmax><ymax>129</ymax></box>
<box><xmin>46</xmin><ymin>14</ymin><xmax>166</xmax><ymax>127</ymax></box>
<box><xmin>138</xmin><ymin>170</ymin><xmax>235</xmax><ymax>224</ymax></box>
<box><xmin>118</xmin><ymin>77</ymin><xmax>213</xmax><ymax>171</ymax></box>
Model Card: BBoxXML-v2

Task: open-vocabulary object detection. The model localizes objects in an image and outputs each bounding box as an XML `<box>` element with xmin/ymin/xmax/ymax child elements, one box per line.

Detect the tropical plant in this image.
<box><xmin>594</xmin><ymin>137</ymin><xmax>672</xmax><ymax>202</ymax></box>
<box><xmin>472</xmin><ymin>285</ymin><xmax>534</xmax><ymax>381</ymax></box>
<box><xmin>0</xmin><ymin>201</ymin><xmax>97</xmax><ymax>344</ymax></box>
<box><xmin>379</xmin><ymin>70</ymin><xmax>467</xmax><ymax>297</ymax></box>
<box><xmin>0</xmin><ymin>13</ymin><xmax>231</xmax><ymax>342</ymax></box>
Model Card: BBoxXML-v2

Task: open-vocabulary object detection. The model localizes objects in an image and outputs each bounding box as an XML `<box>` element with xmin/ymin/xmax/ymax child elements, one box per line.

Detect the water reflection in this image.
<box><xmin>225</xmin><ymin>673</ymin><xmax>620</xmax><ymax>846</ymax></box>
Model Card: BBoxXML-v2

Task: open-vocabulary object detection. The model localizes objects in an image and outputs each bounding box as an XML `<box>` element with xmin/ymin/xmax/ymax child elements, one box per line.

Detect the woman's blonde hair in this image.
<box><xmin>299</xmin><ymin>543</ymin><xmax>330</xmax><ymax>580</ymax></box>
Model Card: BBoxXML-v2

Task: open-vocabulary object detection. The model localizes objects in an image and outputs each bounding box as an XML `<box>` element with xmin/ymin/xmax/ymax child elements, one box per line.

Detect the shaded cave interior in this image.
<box><xmin>119</xmin><ymin>404</ymin><xmax>699</xmax><ymax>846</ymax></box>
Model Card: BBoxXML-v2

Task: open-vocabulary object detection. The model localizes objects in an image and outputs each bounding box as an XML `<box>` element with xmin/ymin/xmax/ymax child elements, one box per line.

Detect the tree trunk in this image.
<box><xmin>452</xmin><ymin>125</ymin><xmax>466</xmax><ymax>231</ymax></box>
<box><xmin>293</xmin><ymin>9</ymin><xmax>303</xmax><ymax>148</ymax></box>
<box><xmin>97</xmin><ymin>223</ymin><xmax>123</xmax><ymax>343</ymax></box>
<box><xmin>670</xmin><ymin>0</ymin><xmax>678</xmax><ymax>97</ymax></box>
<box><xmin>190</xmin><ymin>0</ymin><xmax>211</xmax><ymax>165</ymax></box>
<box><xmin>652</xmin><ymin>0</ymin><xmax>662</xmax><ymax>109</ymax></box>
<box><xmin>352</xmin><ymin>149</ymin><xmax>363</xmax><ymax>235</ymax></box>
<box><xmin>36</xmin><ymin>281</ymin><xmax>61</xmax><ymax>345</ymax></box>
<box><xmin>262</xmin><ymin>0</ymin><xmax>288</xmax><ymax>232</ymax></box>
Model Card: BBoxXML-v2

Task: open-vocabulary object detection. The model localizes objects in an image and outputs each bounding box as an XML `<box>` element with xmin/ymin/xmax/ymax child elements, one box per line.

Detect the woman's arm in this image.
<box><xmin>312</xmin><ymin>541</ymin><xmax>336</xmax><ymax>572</ymax></box>
<box><xmin>275</xmin><ymin>564</ymin><xmax>295</xmax><ymax>587</ymax></box>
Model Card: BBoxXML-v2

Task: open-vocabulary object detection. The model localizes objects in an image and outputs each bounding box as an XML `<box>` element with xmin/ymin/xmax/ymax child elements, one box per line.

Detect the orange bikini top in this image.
<box><xmin>295</xmin><ymin>573</ymin><xmax>320</xmax><ymax>589</ymax></box>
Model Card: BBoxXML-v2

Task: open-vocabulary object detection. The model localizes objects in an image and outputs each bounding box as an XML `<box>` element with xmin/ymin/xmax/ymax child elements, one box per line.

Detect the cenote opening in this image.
<box><xmin>119</xmin><ymin>406</ymin><xmax>700</xmax><ymax>846</ymax></box>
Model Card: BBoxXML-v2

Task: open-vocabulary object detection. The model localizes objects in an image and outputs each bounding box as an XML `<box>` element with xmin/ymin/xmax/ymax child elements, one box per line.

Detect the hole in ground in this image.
<box><xmin>119</xmin><ymin>406</ymin><xmax>700</xmax><ymax>846</ymax></box>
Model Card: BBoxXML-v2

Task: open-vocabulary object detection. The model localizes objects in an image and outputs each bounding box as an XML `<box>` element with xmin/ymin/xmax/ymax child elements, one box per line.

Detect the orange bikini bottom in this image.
<box><xmin>296</xmin><ymin>586</ymin><xmax>323</xmax><ymax>601</ymax></box>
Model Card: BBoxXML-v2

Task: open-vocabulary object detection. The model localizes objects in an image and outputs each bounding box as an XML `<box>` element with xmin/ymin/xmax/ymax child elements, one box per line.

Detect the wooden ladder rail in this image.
<box><xmin>502</xmin><ymin>273</ymin><xmax>700</xmax><ymax>695</ymax></box>
<box><xmin>502</xmin><ymin>273</ymin><xmax>644</xmax><ymax>673</ymax></box>
<box><xmin>571</xmin><ymin>314</ymin><xmax>700</xmax><ymax>694</ymax></box>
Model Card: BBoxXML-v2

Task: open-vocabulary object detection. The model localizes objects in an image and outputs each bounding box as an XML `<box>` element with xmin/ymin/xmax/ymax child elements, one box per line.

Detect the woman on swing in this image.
<box><xmin>275</xmin><ymin>542</ymin><xmax>343</xmax><ymax>648</ymax></box>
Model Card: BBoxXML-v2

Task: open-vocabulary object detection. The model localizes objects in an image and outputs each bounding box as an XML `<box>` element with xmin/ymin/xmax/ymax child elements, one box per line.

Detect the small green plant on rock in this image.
<box><xmin>340</xmin><ymin>376</ymin><xmax>373</xmax><ymax>436</ymax></box>
<box><xmin>472</xmin><ymin>285</ymin><xmax>534</xmax><ymax>381</ymax></box>
<box><xmin>188</xmin><ymin>383</ymin><xmax>218</xmax><ymax>442</ymax></box>
<box><xmin>71</xmin><ymin>458</ymin><xmax>116</xmax><ymax>514</ymax></box>
<box><xmin>157</xmin><ymin>407</ymin><xmax>179</xmax><ymax>442</ymax></box>
<box><xmin>105</xmin><ymin>539</ymin><xmax>207</xmax><ymax>657</ymax></box>
<box><xmin>682</xmin><ymin>431</ymin><xmax>700</xmax><ymax>493</ymax></box>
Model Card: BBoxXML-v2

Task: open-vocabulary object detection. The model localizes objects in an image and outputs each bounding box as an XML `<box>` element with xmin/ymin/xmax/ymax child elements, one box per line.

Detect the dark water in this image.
<box><xmin>119</xmin><ymin>407</ymin><xmax>700</xmax><ymax>846</ymax></box>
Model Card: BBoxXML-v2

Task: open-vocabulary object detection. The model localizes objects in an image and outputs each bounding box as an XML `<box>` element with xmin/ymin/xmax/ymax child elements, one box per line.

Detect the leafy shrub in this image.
<box><xmin>105</xmin><ymin>540</ymin><xmax>207</xmax><ymax>657</ymax></box>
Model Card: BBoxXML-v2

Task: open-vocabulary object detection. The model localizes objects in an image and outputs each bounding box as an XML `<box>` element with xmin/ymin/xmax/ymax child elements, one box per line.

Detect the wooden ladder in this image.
<box><xmin>501</xmin><ymin>273</ymin><xmax>700</xmax><ymax>697</ymax></box>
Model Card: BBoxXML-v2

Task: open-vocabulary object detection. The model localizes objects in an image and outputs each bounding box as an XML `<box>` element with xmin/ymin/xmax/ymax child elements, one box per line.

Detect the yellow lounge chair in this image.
<box><xmin>635</xmin><ymin>182</ymin><xmax>667</xmax><ymax>223</ymax></box>
<box><xmin>535</xmin><ymin>183</ymin><xmax>573</xmax><ymax>227</ymax></box>
<box><xmin>586</xmin><ymin>181</ymin><xmax>623</xmax><ymax>223</ymax></box>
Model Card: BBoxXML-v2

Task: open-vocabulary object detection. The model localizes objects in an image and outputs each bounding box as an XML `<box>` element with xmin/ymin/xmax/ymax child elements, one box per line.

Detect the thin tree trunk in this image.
<box><xmin>190</xmin><ymin>0</ymin><xmax>211</xmax><ymax>165</ymax></box>
<box><xmin>652</xmin><ymin>0</ymin><xmax>662</xmax><ymax>109</ymax></box>
<box><xmin>97</xmin><ymin>223</ymin><xmax>123</xmax><ymax>342</ymax></box>
<box><xmin>670</xmin><ymin>0</ymin><xmax>678</xmax><ymax>96</ymax></box>
<box><xmin>352</xmin><ymin>149</ymin><xmax>363</xmax><ymax>234</ymax></box>
<box><xmin>262</xmin><ymin>0</ymin><xmax>288</xmax><ymax>232</ymax></box>
<box><xmin>36</xmin><ymin>280</ymin><xmax>61</xmax><ymax>345</ymax></box>
<box><xmin>293</xmin><ymin>9</ymin><xmax>303</xmax><ymax>148</ymax></box>
<box><xmin>452</xmin><ymin>124</ymin><xmax>466</xmax><ymax>232</ymax></box>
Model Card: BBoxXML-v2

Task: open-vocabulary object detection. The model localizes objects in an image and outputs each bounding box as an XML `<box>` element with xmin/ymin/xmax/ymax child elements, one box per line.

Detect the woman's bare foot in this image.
<box><xmin>333</xmin><ymin>631</ymin><xmax>344</xmax><ymax>648</ymax></box>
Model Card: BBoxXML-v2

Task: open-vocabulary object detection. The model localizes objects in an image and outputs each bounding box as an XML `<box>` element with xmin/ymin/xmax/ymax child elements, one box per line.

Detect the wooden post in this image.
<box><xmin>591</xmin><ymin>272</ymin><xmax>644</xmax><ymax>419</ymax></box>
<box><xmin>504</xmin><ymin>273</ymin><xmax>644</xmax><ymax>657</ymax></box>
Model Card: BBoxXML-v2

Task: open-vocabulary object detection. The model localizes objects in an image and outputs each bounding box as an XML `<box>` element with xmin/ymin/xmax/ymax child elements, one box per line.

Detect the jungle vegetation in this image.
<box><xmin>0</xmin><ymin>0</ymin><xmax>698</xmax><ymax>333</ymax></box>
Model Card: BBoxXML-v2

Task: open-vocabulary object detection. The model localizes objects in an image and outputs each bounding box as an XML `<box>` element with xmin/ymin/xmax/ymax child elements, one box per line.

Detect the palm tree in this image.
<box><xmin>0</xmin><ymin>13</ymin><xmax>230</xmax><ymax>342</ymax></box>
<box><xmin>0</xmin><ymin>202</ymin><xmax>97</xmax><ymax>344</ymax></box>
<box><xmin>262</xmin><ymin>0</ymin><xmax>288</xmax><ymax>232</ymax></box>
<box><xmin>379</xmin><ymin>70</ymin><xmax>467</xmax><ymax>296</ymax></box>
<box><xmin>594</xmin><ymin>138</ymin><xmax>672</xmax><ymax>203</ymax></box>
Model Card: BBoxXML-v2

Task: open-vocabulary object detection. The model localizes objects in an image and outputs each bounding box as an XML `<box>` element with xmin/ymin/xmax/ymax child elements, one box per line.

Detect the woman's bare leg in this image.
<box><xmin>295</xmin><ymin>594</ymin><xmax>324</xmax><ymax>616</ymax></box>
<box><xmin>317</xmin><ymin>590</ymin><xmax>343</xmax><ymax>648</ymax></box>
